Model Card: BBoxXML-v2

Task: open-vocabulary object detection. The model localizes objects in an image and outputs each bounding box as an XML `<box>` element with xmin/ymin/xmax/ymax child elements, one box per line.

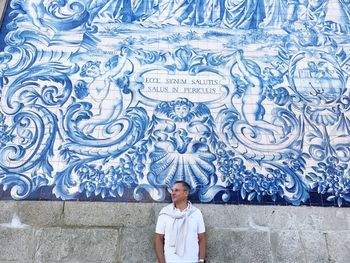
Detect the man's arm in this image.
<box><xmin>198</xmin><ymin>232</ymin><xmax>206</xmax><ymax>261</ymax></box>
<box><xmin>155</xmin><ymin>233</ymin><xmax>166</xmax><ymax>263</ymax></box>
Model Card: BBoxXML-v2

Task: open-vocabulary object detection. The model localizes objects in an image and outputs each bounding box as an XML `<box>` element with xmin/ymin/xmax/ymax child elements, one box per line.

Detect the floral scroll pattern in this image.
<box><xmin>1</xmin><ymin>0</ymin><xmax>350</xmax><ymax>206</ymax></box>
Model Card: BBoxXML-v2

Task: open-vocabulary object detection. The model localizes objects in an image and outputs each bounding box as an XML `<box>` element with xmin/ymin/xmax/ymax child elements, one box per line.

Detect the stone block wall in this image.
<box><xmin>1</xmin><ymin>201</ymin><xmax>350</xmax><ymax>263</ymax></box>
<box><xmin>0</xmin><ymin>2</ymin><xmax>6</xmax><ymax>22</ymax></box>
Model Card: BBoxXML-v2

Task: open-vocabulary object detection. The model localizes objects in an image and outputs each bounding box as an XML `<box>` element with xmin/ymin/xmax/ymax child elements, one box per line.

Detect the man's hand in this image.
<box><xmin>198</xmin><ymin>232</ymin><xmax>206</xmax><ymax>263</ymax></box>
<box><xmin>155</xmin><ymin>233</ymin><xmax>166</xmax><ymax>263</ymax></box>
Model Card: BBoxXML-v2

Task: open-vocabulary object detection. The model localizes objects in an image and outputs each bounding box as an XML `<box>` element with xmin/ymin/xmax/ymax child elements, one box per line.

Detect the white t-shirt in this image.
<box><xmin>155</xmin><ymin>204</ymin><xmax>205</xmax><ymax>263</ymax></box>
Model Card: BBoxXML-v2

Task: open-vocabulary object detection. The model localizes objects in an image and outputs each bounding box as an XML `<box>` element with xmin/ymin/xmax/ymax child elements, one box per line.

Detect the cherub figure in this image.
<box><xmin>149</xmin><ymin>98</ymin><xmax>215</xmax><ymax>189</ymax></box>
<box><xmin>152</xmin><ymin>98</ymin><xmax>214</xmax><ymax>146</ymax></box>
<box><xmin>21</xmin><ymin>0</ymin><xmax>49</xmax><ymax>31</ymax></box>
<box><xmin>168</xmin><ymin>98</ymin><xmax>195</xmax><ymax>122</ymax></box>
<box><xmin>233</xmin><ymin>50</ymin><xmax>286</xmax><ymax>142</ymax></box>
<box><xmin>77</xmin><ymin>51</ymin><xmax>128</xmax><ymax>135</ymax></box>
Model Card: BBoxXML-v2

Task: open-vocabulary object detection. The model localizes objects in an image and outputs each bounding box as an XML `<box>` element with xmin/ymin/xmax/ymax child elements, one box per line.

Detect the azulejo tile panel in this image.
<box><xmin>0</xmin><ymin>0</ymin><xmax>350</xmax><ymax>206</ymax></box>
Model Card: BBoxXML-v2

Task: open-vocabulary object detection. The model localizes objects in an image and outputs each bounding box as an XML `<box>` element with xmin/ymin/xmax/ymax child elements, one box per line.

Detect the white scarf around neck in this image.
<box><xmin>160</xmin><ymin>201</ymin><xmax>196</xmax><ymax>257</ymax></box>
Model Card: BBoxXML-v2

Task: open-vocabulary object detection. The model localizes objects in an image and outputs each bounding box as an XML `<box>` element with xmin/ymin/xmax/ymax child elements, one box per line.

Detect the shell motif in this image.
<box><xmin>149</xmin><ymin>140</ymin><xmax>216</xmax><ymax>189</ymax></box>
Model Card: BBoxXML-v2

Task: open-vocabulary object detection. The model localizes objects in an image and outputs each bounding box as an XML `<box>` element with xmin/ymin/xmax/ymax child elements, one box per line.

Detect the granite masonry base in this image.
<box><xmin>0</xmin><ymin>0</ymin><xmax>7</xmax><ymax>25</ymax></box>
<box><xmin>0</xmin><ymin>201</ymin><xmax>349</xmax><ymax>263</ymax></box>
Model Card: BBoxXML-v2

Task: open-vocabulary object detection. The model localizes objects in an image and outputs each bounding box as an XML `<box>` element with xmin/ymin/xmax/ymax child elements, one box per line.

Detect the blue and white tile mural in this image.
<box><xmin>1</xmin><ymin>0</ymin><xmax>350</xmax><ymax>206</ymax></box>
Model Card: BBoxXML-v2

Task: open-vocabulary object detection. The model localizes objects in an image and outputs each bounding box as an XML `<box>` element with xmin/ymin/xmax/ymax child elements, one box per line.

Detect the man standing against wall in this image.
<box><xmin>155</xmin><ymin>181</ymin><xmax>206</xmax><ymax>263</ymax></box>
